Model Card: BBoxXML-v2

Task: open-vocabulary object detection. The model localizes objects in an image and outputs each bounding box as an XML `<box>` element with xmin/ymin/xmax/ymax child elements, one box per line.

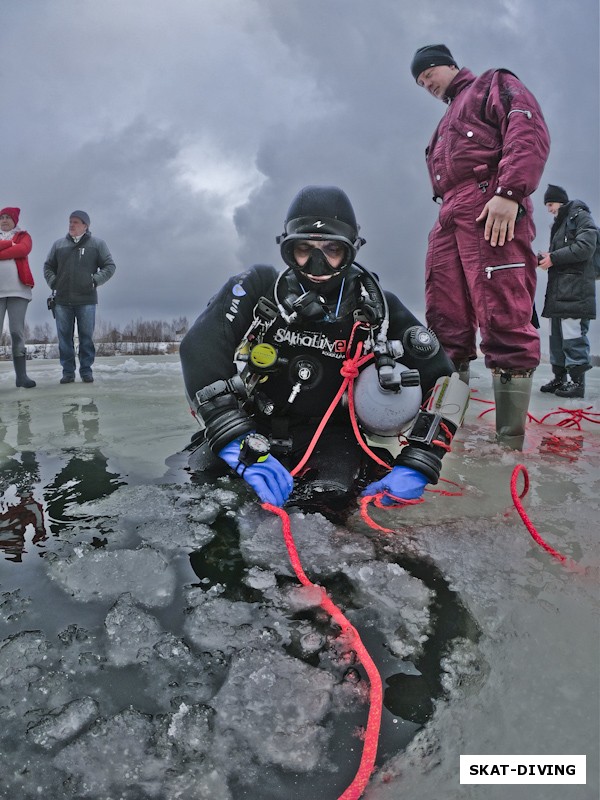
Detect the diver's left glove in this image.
<box><xmin>361</xmin><ymin>465</ymin><xmax>428</xmax><ymax>506</ymax></box>
<box><xmin>218</xmin><ymin>434</ymin><xmax>294</xmax><ymax>507</ymax></box>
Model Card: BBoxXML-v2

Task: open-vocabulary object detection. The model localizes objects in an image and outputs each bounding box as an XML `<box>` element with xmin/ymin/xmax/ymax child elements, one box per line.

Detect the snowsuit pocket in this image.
<box><xmin>484</xmin><ymin>264</ymin><xmax>533</xmax><ymax>330</ymax></box>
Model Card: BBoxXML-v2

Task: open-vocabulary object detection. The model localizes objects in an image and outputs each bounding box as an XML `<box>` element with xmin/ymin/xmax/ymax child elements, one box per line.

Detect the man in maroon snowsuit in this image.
<box><xmin>411</xmin><ymin>44</ymin><xmax>551</xmax><ymax>448</ymax></box>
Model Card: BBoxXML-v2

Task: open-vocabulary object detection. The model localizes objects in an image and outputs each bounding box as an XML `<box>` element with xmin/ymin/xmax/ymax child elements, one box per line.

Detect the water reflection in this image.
<box><xmin>61</xmin><ymin>400</ymin><xmax>100</xmax><ymax>442</ymax></box>
<box><xmin>0</xmin><ymin>451</ymin><xmax>46</xmax><ymax>563</ymax></box>
<box><xmin>44</xmin><ymin>401</ymin><xmax>124</xmax><ymax>532</ymax></box>
<box><xmin>0</xmin><ymin>403</ymin><xmax>46</xmax><ymax>562</ymax></box>
<box><xmin>0</xmin><ymin>400</ymin><xmax>123</xmax><ymax>555</ymax></box>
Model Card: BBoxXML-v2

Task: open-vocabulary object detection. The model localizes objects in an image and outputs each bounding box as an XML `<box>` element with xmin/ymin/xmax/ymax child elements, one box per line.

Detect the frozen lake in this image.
<box><xmin>0</xmin><ymin>355</ymin><xmax>598</xmax><ymax>800</ymax></box>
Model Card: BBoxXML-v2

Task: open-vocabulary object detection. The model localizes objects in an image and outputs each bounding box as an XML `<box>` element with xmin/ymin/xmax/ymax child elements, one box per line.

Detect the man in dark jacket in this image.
<box><xmin>538</xmin><ymin>184</ymin><xmax>597</xmax><ymax>398</ymax></box>
<box><xmin>44</xmin><ymin>211</ymin><xmax>116</xmax><ymax>383</ymax></box>
<box><xmin>179</xmin><ymin>185</ymin><xmax>469</xmax><ymax>510</ymax></box>
<box><xmin>410</xmin><ymin>44</ymin><xmax>551</xmax><ymax>449</ymax></box>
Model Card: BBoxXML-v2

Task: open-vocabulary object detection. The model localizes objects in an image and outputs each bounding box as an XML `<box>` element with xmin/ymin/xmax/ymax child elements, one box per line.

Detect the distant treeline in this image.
<box><xmin>0</xmin><ymin>317</ymin><xmax>189</xmax><ymax>359</ymax></box>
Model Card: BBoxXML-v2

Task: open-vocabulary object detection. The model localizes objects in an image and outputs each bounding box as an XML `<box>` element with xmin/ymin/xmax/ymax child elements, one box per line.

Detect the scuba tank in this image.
<box><xmin>353</xmin><ymin>362</ymin><xmax>422</xmax><ymax>436</ymax></box>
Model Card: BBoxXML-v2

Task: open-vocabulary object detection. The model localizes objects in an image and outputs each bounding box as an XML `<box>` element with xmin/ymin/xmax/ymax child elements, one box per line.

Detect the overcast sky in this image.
<box><xmin>2</xmin><ymin>0</ymin><xmax>599</xmax><ymax>350</ymax></box>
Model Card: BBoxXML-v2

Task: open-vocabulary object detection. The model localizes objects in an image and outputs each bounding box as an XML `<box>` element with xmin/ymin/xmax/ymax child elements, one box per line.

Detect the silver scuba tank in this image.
<box><xmin>353</xmin><ymin>362</ymin><xmax>422</xmax><ymax>437</ymax></box>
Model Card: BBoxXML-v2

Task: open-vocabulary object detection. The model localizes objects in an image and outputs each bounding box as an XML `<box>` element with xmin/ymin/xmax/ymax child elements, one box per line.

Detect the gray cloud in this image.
<box><xmin>2</xmin><ymin>0</ymin><xmax>598</xmax><ymax>351</ymax></box>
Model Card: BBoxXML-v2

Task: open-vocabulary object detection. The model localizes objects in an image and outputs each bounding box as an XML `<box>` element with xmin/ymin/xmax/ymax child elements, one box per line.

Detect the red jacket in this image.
<box><xmin>425</xmin><ymin>68</ymin><xmax>550</xmax><ymax>205</ymax></box>
<box><xmin>0</xmin><ymin>230</ymin><xmax>34</xmax><ymax>287</ymax></box>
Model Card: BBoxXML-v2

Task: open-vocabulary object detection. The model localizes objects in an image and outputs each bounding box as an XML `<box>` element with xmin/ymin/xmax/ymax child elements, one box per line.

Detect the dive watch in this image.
<box><xmin>239</xmin><ymin>433</ymin><xmax>271</xmax><ymax>466</ymax></box>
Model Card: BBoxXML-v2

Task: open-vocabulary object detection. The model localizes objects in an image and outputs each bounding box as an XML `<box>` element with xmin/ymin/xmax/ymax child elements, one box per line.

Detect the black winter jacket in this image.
<box><xmin>541</xmin><ymin>200</ymin><xmax>596</xmax><ymax>320</ymax></box>
<box><xmin>43</xmin><ymin>231</ymin><xmax>116</xmax><ymax>305</ymax></box>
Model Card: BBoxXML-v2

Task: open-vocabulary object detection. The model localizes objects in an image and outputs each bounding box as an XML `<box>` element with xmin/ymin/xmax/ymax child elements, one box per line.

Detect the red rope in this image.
<box><xmin>472</xmin><ymin>385</ymin><xmax>600</xmax><ymax>432</ymax></box>
<box><xmin>358</xmin><ymin>494</ymin><xmax>424</xmax><ymax>533</ymax></box>
<box><xmin>262</xmin><ymin>502</ymin><xmax>382</xmax><ymax>800</ymax></box>
<box><xmin>533</xmin><ymin>406</ymin><xmax>600</xmax><ymax>430</ymax></box>
<box><xmin>509</xmin><ymin>464</ymin><xmax>578</xmax><ymax>569</ymax></box>
<box><xmin>290</xmin><ymin>322</ymin><xmax>391</xmax><ymax>476</ymax></box>
<box><xmin>539</xmin><ymin>433</ymin><xmax>584</xmax><ymax>461</ymax></box>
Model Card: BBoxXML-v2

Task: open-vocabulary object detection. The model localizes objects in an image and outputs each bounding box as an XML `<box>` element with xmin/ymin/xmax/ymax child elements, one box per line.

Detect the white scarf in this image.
<box><xmin>0</xmin><ymin>225</ymin><xmax>19</xmax><ymax>241</ymax></box>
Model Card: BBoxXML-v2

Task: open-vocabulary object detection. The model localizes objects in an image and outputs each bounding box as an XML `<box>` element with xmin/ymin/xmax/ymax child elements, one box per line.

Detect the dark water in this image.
<box><xmin>0</xmin><ymin>433</ymin><xmax>482</xmax><ymax>799</ymax></box>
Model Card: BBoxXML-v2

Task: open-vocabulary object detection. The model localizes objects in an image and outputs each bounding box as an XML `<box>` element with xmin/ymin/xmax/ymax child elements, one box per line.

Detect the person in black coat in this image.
<box><xmin>179</xmin><ymin>185</ymin><xmax>469</xmax><ymax>510</ymax></box>
<box><xmin>537</xmin><ymin>184</ymin><xmax>597</xmax><ymax>398</ymax></box>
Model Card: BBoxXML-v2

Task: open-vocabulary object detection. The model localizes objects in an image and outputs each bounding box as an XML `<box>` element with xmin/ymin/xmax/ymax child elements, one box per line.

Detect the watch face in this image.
<box><xmin>245</xmin><ymin>433</ymin><xmax>270</xmax><ymax>455</ymax></box>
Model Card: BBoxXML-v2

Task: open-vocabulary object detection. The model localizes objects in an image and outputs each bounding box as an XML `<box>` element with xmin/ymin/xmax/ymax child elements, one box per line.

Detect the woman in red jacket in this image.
<box><xmin>0</xmin><ymin>206</ymin><xmax>36</xmax><ymax>387</ymax></box>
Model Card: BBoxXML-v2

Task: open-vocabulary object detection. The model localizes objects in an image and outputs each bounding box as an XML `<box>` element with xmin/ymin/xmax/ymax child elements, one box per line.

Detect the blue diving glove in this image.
<box><xmin>362</xmin><ymin>465</ymin><xmax>428</xmax><ymax>506</ymax></box>
<box><xmin>218</xmin><ymin>436</ymin><xmax>294</xmax><ymax>507</ymax></box>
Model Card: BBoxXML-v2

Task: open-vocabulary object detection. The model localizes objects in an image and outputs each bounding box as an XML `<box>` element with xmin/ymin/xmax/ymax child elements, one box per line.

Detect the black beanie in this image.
<box><xmin>70</xmin><ymin>209</ymin><xmax>90</xmax><ymax>226</ymax></box>
<box><xmin>543</xmin><ymin>184</ymin><xmax>569</xmax><ymax>205</ymax></box>
<box><xmin>411</xmin><ymin>44</ymin><xmax>457</xmax><ymax>81</ymax></box>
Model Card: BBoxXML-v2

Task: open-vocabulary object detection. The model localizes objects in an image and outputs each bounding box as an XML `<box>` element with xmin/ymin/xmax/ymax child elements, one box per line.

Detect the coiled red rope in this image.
<box><xmin>530</xmin><ymin>406</ymin><xmax>600</xmax><ymax>430</ymax></box>
<box><xmin>471</xmin><ymin>387</ymin><xmax>600</xmax><ymax>432</ymax></box>
<box><xmin>262</xmin><ymin>501</ymin><xmax>382</xmax><ymax>800</ymax></box>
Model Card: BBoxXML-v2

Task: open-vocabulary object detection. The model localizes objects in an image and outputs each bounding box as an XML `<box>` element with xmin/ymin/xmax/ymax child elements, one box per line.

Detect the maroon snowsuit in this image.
<box><xmin>423</xmin><ymin>68</ymin><xmax>550</xmax><ymax>369</ymax></box>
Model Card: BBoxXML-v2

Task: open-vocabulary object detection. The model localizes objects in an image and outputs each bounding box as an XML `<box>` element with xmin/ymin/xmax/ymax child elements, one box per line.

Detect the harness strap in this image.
<box><xmin>269</xmin><ymin>417</ymin><xmax>293</xmax><ymax>454</ymax></box>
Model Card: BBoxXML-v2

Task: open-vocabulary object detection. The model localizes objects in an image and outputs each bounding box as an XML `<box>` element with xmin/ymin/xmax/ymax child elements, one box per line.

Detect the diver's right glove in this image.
<box><xmin>361</xmin><ymin>465</ymin><xmax>428</xmax><ymax>506</ymax></box>
<box><xmin>218</xmin><ymin>434</ymin><xmax>294</xmax><ymax>507</ymax></box>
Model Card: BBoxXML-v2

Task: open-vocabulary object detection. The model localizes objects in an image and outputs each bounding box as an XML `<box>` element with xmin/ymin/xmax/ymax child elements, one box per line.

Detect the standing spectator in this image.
<box><xmin>537</xmin><ymin>184</ymin><xmax>596</xmax><ymax>398</ymax></box>
<box><xmin>410</xmin><ymin>44</ymin><xmax>550</xmax><ymax>449</ymax></box>
<box><xmin>0</xmin><ymin>207</ymin><xmax>36</xmax><ymax>388</ymax></box>
<box><xmin>43</xmin><ymin>211</ymin><xmax>116</xmax><ymax>383</ymax></box>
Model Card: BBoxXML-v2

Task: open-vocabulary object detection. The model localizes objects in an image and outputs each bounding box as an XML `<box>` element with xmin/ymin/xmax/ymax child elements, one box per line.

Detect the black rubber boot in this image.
<box><xmin>13</xmin><ymin>355</ymin><xmax>36</xmax><ymax>388</ymax></box>
<box><xmin>555</xmin><ymin>365</ymin><xmax>589</xmax><ymax>399</ymax></box>
<box><xmin>540</xmin><ymin>366</ymin><xmax>567</xmax><ymax>394</ymax></box>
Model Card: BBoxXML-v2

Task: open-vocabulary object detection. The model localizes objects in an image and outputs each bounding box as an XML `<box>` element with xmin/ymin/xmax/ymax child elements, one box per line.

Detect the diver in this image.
<box><xmin>179</xmin><ymin>185</ymin><xmax>469</xmax><ymax>512</ymax></box>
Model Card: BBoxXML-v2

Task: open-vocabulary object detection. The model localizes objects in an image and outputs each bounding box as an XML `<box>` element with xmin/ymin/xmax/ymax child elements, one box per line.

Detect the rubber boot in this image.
<box><xmin>540</xmin><ymin>365</ymin><xmax>567</xmax><ymax>394</ymax></box>
<box><xmin>492</xmin><ymin>370</ymin><xmax>533</xmax><ymax>450</ymax></box>
<box><xmin>555</xmin><ymin>364</ymin><xmax>589</xmax><ymax>399</ymax></box>
<box><xmin>13</xmin><ymin>356</ymin><xmax>36</xmax><ymax>388</ymax></box>
<box><xmin>453</xmin><ymin>359</ymin><xmax>471</xmax><ymax>386</ymax></box>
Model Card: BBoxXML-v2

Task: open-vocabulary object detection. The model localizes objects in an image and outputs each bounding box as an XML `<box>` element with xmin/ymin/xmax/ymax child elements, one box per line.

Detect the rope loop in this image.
<box><xmin>509</xmin><ymin>464</ymin><xmax>579</xmax><ymax>569</ymax></box>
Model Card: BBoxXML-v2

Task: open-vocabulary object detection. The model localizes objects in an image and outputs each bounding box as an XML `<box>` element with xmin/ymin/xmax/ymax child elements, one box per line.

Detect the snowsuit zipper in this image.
<box><xmin>507</xmin><ymin>109</ymin><xmax>532</xmax><ymax>119</ymax></box>
<box><xmin>484</xmin><ymin>262</ymin><xmax>526</xmax><ymax>279</ymax></box>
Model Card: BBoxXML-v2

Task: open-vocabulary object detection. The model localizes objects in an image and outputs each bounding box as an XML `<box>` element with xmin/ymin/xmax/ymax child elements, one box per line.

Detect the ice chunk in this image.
<box><xmin>161</xmin><ymin>764</ymin><xmax>232</xmax><ymax>800</ymax></box>
<box><xmin>238</xmin><ymin>505</ymin><xmax>375</xmax><ymax>577</ymax></box>
<box><xmin>137</xmin><ymin>517</ymin><xmax>215</xmax><ymax>552</ymax></box>
<box><xmin>212</xmin><ymin>648</ymin><xmax>334</xmax><ymax>771</ymax></box>
<box><xmin>69</xmin><ymin>484</ymin><xmax>183</xmax><ymax>520</ymax></box>
<box><xmin>26</xmin><ymin>696</ymin><xmax>99</xmax><ymax>750</ymax></box>
<box><xmin>184</xmin><ymin>592</ymin><xmax>291</xmax><ymax>654</ymax></box>
<box><xmin>46</xmin><ymin>545</ymin><xmax>176</xmax><ymax>607</ymax></box>
<box><xmin>104</xmin><ymin>592</ymin><xmax>167</xmax><ymax>666</ymax></box>
<box><xmin>0</xmin><ymin>630</ymin><xmax>53</xmax><ymax>684</ymax></box>
<box><xmin>243</xmin><ymin>566</ymin><xmax>278</xmax><ymax>592</ymax></box>
<box><xmin>0</xmin><ymin>588</ymin><xmax>32</xmax><ymax>624</ymax></box>
<box><xmin>53</xmin><ymin>707</ymin><xmax>163</xmax><ymax>796</ymax></box>
<box><xmin>343</xmin><ymin>561</ymin><xmax>433</xmax><ymax>658</ymax></box>
<box><xmin>439</xmin><ymin>636</ymin><xmax>488</xmax><ymax>695</ymax></box>
<box><xmin>162</xmin><ymin>701</ymin><xmax>214</xmax><ymax>759</ymax></box>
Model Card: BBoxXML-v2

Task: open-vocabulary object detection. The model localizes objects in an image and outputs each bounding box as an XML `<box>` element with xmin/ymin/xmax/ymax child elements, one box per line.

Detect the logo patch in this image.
<box><xmin>272</xmin><ymin>327</ymin><xmax>347</xmax><ymax>357</ymax></box>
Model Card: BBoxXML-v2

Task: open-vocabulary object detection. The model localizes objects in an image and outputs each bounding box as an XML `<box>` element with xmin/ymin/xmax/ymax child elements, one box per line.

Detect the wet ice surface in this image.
<box><xmin>0</xmin><ymin>356</ymin><xmax>598</xmax><ymax>799</ymax></box>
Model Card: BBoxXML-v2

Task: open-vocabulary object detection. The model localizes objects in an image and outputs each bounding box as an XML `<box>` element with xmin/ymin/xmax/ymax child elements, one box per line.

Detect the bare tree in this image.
<box><xmin>31</xmin><ymin>323</ymin><xmax>55</xmax><ymax>343</ymax></box>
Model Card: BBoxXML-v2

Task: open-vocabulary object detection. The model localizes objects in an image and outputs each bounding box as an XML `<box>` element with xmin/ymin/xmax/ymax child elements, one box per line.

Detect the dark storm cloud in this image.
<box><xmin>2</xmin><ymin>0</ymin><xmax>598</xmax><ymax>350</ymax></box>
